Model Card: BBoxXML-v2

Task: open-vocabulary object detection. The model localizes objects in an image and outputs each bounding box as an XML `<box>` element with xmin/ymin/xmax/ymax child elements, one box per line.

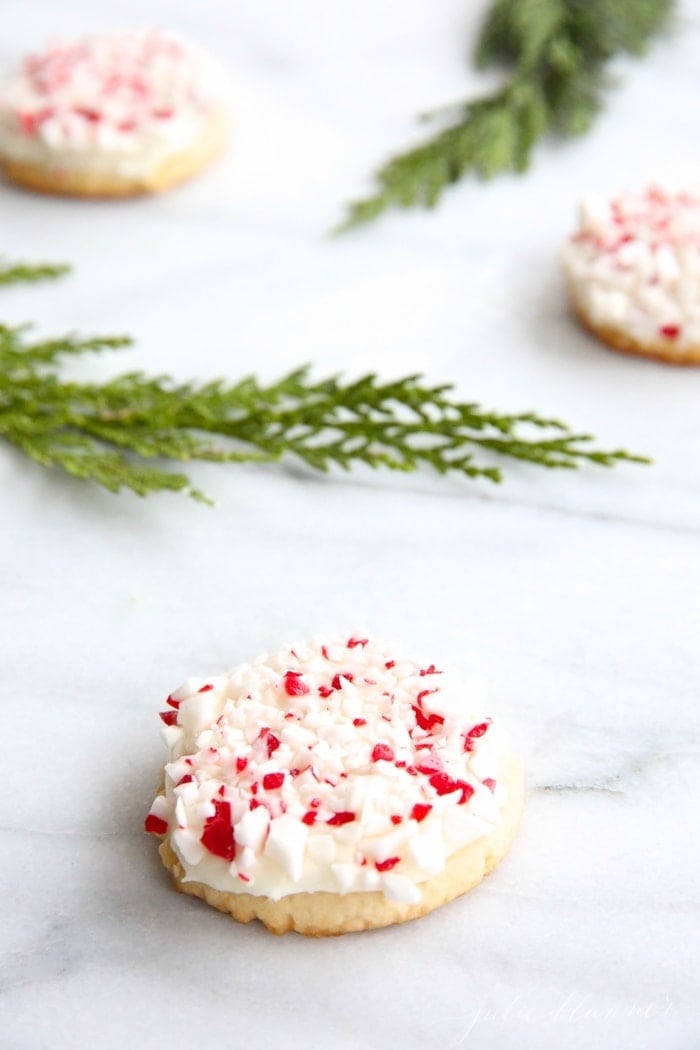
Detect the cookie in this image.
<box><xmin>561</xmin><ymin>186</ymin><xmax>700</xmax><ymax>365</ymax></box>
<box><xmin>145</xmin><ymin>636</ymin><xmax>523</xmax><ymax>935</ymax></box>
<box><xmin>0</xmin><ymin>30</ymin><xmax>231</xmax><ymax>197</ymax></box>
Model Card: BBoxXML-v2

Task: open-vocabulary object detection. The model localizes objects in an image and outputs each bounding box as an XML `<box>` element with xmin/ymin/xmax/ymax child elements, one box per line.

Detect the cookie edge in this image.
<box><xmin>569</xmin><ymin>291</ymin><xmax>700</xmax><ymax>366</ymax></box>
<box><xmin>0</xmin><ymin>112</ymin><xmax>229</xmax><ymax>198</ymax></box>
<box><xmin>156</xmin><ymin>753</ymin><xmax>524</xmax><ymax>937</ymax></box>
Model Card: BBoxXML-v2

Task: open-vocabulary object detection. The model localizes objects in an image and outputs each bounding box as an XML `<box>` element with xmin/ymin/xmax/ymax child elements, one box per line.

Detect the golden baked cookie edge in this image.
<box><xmin>157</xmin><ymin>753</ymin><xmax>524</xmax><ymax>937</ymax></box>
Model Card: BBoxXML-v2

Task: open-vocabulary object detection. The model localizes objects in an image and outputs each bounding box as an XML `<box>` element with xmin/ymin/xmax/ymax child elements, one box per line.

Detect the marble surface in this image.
<box><xmin>1</xmin><ymin>2</ymin><xmax>699</xmax><ymax>1047</ymax></box>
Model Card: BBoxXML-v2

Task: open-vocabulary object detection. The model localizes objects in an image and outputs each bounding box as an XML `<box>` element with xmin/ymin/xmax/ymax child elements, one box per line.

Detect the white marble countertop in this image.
<box><xmin>2</xmin><ymin>2</ymin><xmax>699</xmax><ymax>1047</ymax></box>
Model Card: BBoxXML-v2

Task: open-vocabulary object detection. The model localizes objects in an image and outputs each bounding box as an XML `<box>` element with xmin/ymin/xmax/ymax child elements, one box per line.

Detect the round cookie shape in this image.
<box><xmin>561</xmin><ymin>186</ymin><xmax>700</xmax><ymax>364</ymax></box>
<box><xmin>0</xmin><ymin>29</ymin><xmax>231</xmax><ymax>196</ymax></box>
<box><xmin>145</xmin><ymin>636</ymin><xmax>523</xmax><ymax>935</ymax></box>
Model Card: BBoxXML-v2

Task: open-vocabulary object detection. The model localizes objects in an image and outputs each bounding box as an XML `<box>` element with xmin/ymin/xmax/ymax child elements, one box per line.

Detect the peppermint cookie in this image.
<box><xmin>562</xmin><ymin>186</ymin><xmax>700</xmax><ymax>364</ymax></box>
<box><xmin>0</xmin><ymin>30</ymin><xmax>230</xmax><ymax>197</ymax></box>
<box><xmin>145</xmin><ymin>636</ymin><xmax>523</xmax><ymax>936</ymax></box>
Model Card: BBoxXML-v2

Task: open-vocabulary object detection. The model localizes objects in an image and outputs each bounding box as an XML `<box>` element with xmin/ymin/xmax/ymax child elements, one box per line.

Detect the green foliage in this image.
<box><xmin>0</xmin><ymin>324</ymin><xmax>649</xmax><ymax>503</ymax></box>
<box><xmin>337</xmin><ymin>0</ymin><xmax>675</xmax><ymax>231</ymax></box>
<box><xmin>0</xmin><ymin>260</ymin><xmax>71</xmax><ymax>284</ymax></box>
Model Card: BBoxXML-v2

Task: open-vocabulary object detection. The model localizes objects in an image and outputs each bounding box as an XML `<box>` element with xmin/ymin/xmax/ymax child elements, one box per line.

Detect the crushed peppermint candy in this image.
<box><xmin>145</xmin><ymin>636</ymin><xmax>507</xmax><ymax>905</ymax></box>
<box><xmin>0</xmin><ymin>30</ymin><xmax>229</xmax><ymax>158</ymax></box>
<box><xmin>562</xmin><ymin>186</ymin><xmax>700</xmax><ymax>352</ymax></box>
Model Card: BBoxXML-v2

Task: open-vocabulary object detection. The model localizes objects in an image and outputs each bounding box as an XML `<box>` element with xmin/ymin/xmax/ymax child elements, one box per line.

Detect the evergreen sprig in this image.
<box><xmin>337</xmin><ymin>0</ymin><xmax>675</xmax><ymax>231</ymax></box>
<box><xmin>0</xmin><ymin>260</ymin><xmax>71</xmax><ymax>285</ymax></box>
<box><xmin>0</xmin><ymin>322</ymin><xmax>649</xmax><ymax>503</ymax></box>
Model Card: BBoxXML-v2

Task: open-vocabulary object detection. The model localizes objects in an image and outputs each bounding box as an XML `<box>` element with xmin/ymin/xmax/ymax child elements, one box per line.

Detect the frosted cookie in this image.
<box><xmin>145</xmin><ymin>636</ymin><xmax>523</xmax><ymax>936</ymax></box>
<box><xmin>0</xmin><ymin>30</ymin><xmax>231</xmax><ymax>197</ymax></box>
<box><xmin>562</xmin><ymin>186</ymin><xmax>700</xmax><ymax>364</ymax></box>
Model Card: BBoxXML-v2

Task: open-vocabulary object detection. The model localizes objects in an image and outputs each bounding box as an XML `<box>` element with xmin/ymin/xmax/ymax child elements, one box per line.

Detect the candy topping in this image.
<box><xmin>0</xmin><ymin>30</ymin><xmax>230</xmax><ymax>160</ymax></box>
<box><xmin>262</xmin><ymin>772</ymin><xmax>285</xmax><ymax>791</ymax></box>
<box><xmin>375</xmin><ymin>857</ymin><xmax>401</xmax><ymax>872</ymax></box>
<box><xmin>467</xmin><ymin>721</ymin><xmax>490</xmax><ymax>738</ymax></box>
<box><xmin>144</xmin><ymin>813</ymin><xmax>168</xmax><ymax>835</ymax></box>
<box><xmin>200</xmin><ymin>800</ymin><xmax>236</xmax><ymax>862</ymax></box>
<box><xmin>326</xmin><ymin>811</ymin><xmax>356</xmax><ymax>826</ymax></box>
<box><xmin>371</xmin><ymin>743</ymin><xmax>395</xmax><ymax>763</ymax></box>
<box><xmin>148</xmin><ymin>636</ymin><xmax>506</xmax><ymax>904</ymax></box>
<box><xmin>283</xmin><ymin>671</ymin><xmax>310</xmax><ymax>696</ymax></box>
<box><xmin>562</xmin><ymin>187</ymin><xmax>700</xmax><ymax>352</ymax></box>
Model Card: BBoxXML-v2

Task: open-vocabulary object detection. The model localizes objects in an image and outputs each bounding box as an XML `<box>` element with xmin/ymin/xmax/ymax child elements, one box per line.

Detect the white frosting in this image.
<box><xmin>0</xmin><ymin>30</ymin><xmax>230</xmax><ymax>178</ymax></box>
<box><xmin>561</xmin><ymin>187</ymin><xmax>700</xmax><ymax>351</ymax></box>
<box><xmin>146</xmin><ymin>636</ymin><xmax>509</xmax><ymax>905</ymax></box>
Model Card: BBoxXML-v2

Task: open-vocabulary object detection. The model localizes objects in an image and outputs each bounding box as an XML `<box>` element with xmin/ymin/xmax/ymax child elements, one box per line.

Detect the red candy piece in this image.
<box><xmin>75</xmin><ymin>106</ymin><xmax>101</xmax><ymax>123</ymax></box>
<box><xmin>482</xmin><ymin>778</ymin><xmax>497</xmax><ymax>793</ymax></box>
<box><xmin>19</xmin><ymin>111</ymin><xmax>39</xmax><ymax>135</ymax></box>
<box><xmin>318</xmin><ymin>685</ymin><xmax>333</xmax><ymax>698</ymax></box>
<box><xmin>417</xmin><ymin>689</ymin><xmax>438</xmax><ymax>704</ymax></box>
<box><xmin>660</xmin><ymin>324</ymin><xmax>681</xmax><ymax>339</ymax></box>
<box><xmin>428</xmin><ymin>774</ymin><xmax>473</xmax><ymax>803</ymax></box>
<box><xmin>235</xmin><ymin>756</ymin><xmax>248</xmax><ymax>773</ymax></box>
<box><xmin>283</xmin><ymin>671</ymin><xmax>310</xmax><ymax>697</ymax></box>
<box><xmin>353</xmin><ymin>717</ymin><xmax>367</xmax><ymax>726</ymax></box>
<box><xmin>159</xmin><ymin>710</ymin><xmax>177</xmax><ymax>726</ymax></box>
<box><xmin>390</xmin><ymin>815</ymin><xmax>402</xmax><ymax>825</ymax></box>
<box><xmin>262</xmin><ymin>772</ymin><xmax>284</xmax><ymax>790</ymax></box>
<box><xmin>412</xmin><ymin>706</ymin><xmax>444</xmax><ymax>732</ymax></box>
<box><xmin>410</xmin><ymin>803</ymin><xmax>432</xmax><ymax>822</ymax></box>
<box><xmin>176</xmin><ymin>774</ymin><xmax>193</xmax><ymax>787</ymax></box>
<box><xmin>200</xmin><ymin>800</ymin><xmax>236</xmax><ymax>862</ymax></box>
<box><xmin>331</xmin><ymin>672</ymin><xmax>354</xmax><ymax>691</ymax></box>
<box><xmin>416</xmin><ymin>754</ymin><xmax>442</xmax><ymax>775</ymax></box>
<box><xmin>165</xmin><ymin>695</ymin><xmax>181</xmax><ymax>709</ymax></box>
<box><xmin>467</xmin><ymin>721</ymin><xmax>490</xmax><ymax>738</ymax></box>
<box><xmin>144</xmin><ymin>813</ymin><xmax>167</xmax><ymax>835</ymax></box>
<box><xmin>265</xmin><ymin>733</ymin><xmax>280</xmax><ymax>757</ymax></box>
<box><xmin>347</xmin><ymin>637</ymin><xmax>368</xmax><ymax>649</ymax></box>
<box><xmin>429</xmin><ymin>772</ymin><xmax>459</xmax><ymax>796</ymax></box>
<box><xmin>371</xmin><ymin>743</ymin><xmax>395</xmax><ymax>763</ymax></box>
<box><xmin>412</xmin><ymin>690</ymin><xmax>444</xmax><ymax>733</ymax></box>
<box><xmin>198</xmin><ymin>683</ymin><xmax>214</xmax><ymax>693</ymax></box>
<box><xmin>326</xmin><ymin>811</ymin><xmax>355</xmax><ymax>826</ymax></box>
<box><xmin>302</xmin><ymin>811</ymin><xmax>317</xmax><ymax>826</ymax></box>
<box><xmin>375</xmin><ymin>857</ymin><xmax>400</xmax><ymax>872</ymax></box>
